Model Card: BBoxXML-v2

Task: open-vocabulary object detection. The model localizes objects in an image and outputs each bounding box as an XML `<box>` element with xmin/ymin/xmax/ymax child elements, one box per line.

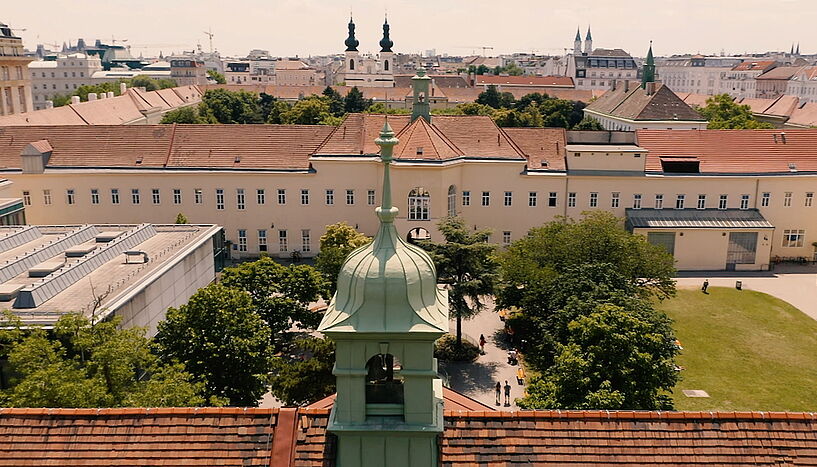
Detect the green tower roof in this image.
<box><xmin>379</xmin><ymin>18</ymin><xmax>394</xmax><ymax>52</ymax></box>
<box><xmin>345</xmin><ymin>17</ymin><xmax>359</xmax><ymax>52</ymax></box>
<box><xmin>318</xmin><ymin>122</ymin><xmax>448</xmax><ymax>335</ymax></box>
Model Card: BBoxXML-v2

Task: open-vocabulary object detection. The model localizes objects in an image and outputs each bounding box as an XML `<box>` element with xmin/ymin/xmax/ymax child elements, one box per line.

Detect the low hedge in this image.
<box><xmin>434</xmin><ymin>333</ymin><xmax>480</xmax><ymax>362</ymax></box>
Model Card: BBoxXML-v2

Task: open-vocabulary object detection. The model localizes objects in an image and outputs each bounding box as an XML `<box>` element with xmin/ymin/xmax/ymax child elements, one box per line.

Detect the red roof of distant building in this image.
<box><xmin>476</xmin><ymin>75</ymin><xmax>574</xmax><ymax>87</ymax></box>
<box><xmin>732</xmin><ymin>60</ymin><xmax>777</xmax><ymax>71</ymax></box>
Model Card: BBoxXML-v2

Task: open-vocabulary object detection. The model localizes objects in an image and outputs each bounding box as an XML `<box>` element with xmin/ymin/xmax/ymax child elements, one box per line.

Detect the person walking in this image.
<box><xmin>479</xmin><ymin>334</ymin><xmax>486</xmax><ymax>354</ymax></box>
<box><xmin>504</xmin><ymin>380</ymin><xmax>511</xmax><ymax>406</ymax></box>
<box><xmin>516</xmin><ymin>367</ymin><xmax>526</xmax><ymax>386</ymax></box>
<box><xmin>702</xmin><ymin>279</ymin><xmax>709</xmax><ymax>294</ymax></box>
<box><xmin>495</xmin><ymin>382</ymin><xmax>501</xmax><ymax>405</ymax></box>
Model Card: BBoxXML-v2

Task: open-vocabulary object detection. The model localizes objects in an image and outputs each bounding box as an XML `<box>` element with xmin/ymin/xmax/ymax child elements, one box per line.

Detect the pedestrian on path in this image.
<box><xmin>702</xmin><ymin>279</ymin><xmax>709</xmax><ymax>294</ymax></box>
<box><xmin>516</xmin><ymin>367</ymin><xmax>526</xmax><ymax>386</ymax></box>
<box><xmin>495</xmin><ymin>382</ymin><xmax>501</xmax><ymax>405</ymax></box>
<box><xmin>504</xmin><ymin>380</ymin><xmax>511</xmax><ymax>406</ymax></box>
<box><xmin>479</xmin><ymin>334</ymin><xmax>486</xmax><ymax>354</ymax></box>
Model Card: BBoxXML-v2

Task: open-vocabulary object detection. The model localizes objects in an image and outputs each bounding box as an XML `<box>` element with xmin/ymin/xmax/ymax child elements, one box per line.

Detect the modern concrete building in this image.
<box><xmin>0</xmin><ymin>223</ymin><xmax>223</xmax><ymax>334</ymax></box>
<box><xmin>0</xmin><ymin>21</ymin><xmax>33</xmax><ymax>115</ymax></box>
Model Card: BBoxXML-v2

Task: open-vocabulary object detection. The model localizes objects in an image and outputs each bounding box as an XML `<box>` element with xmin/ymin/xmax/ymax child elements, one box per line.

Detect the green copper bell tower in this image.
<box><xmin>641</xmin><ymin>41</ymin><xmax>656</xmax><ymax>89</ymax></box>
<box><xmin>319</xmin><ymin>121</ymin><xmax>448</xmax><ymax>467</ymax></box>
<box><xmin>410</xmin><ymin>68</ymin><xmax>432</xmax><ymax>123</ymax></box>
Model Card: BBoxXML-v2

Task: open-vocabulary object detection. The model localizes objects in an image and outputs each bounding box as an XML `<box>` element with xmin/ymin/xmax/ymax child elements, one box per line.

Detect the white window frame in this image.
<box><xmin>258</xmin><ymin>229</ymin><xmax>267</xmax><ymax>252</ymax></box>
<box><xmin>173</xmin><ymin>189</ymin><xmax>182</xmax><ymax>205</ymax></box>
<box><xmin>654</xmin><ymin>194</ymin><xmax>664</xmax><ymax>210</ymax></box>
<box><xmin>216</xmin><ymin>189</ymin><xmax>224</xmax><ymax>210</ymax></box>
<box><xmin>237</xmin><ymin>229</ymin><xmax>247</xmax><ymax>252</ymax></box>
<box><xmin>22</xmin><ymin>190</ymin><xmax>30</xmax><ymax>206</ymax></box>
<box><xmin>589</xmin><ymin>192</ymin><xmax>598</xmax><ymax>208</ymax></box>
<box><xmin>257</xmin><ymin>189</ymin><xmax>265</xmax><ymax>205</ymax></box>
<box><xmin>301</xmin><ymin>189</ymin><xmax>310</xmax><ymax>205</ymax></box>
<box><xmin>784</xmin><ymin>192</ymin><xmax>792</xmax><ymax>207</ymax></box>
<box><xmin>697</xmin><ymin>194</ymin><xmax>706</xmax><ymax>210</ymax></box>
<box><xmin>528</xmin><ymin>192</ymin><xmax>537</xmax><ymax>207</ymax></box>
<box><xmin>152</xmin><ymin>189</ymin><xmax>161</xmax><ymax>205</ymax></box>
<box><xmin>408</xmin><ymin>188</ymin><xmax>431</xmax><ymax>221</ymax></box>
<box><xmin>43</xmin><ymin>190</ymin><xmax>52</xmax><ymax>206</ymax></box>
<box><xmin>611</xmin><ymin>192</ymin><xmax>620</xmax><ymax>208</ymax></box>
<box><xmin>568</xmin><ymin>192</ymin><xmax>576</xmax><ymax>208</ymax></box>
<box><xmin>549</xmin><ymin>192</ymin><xmax>558</xmax><ymax>207</ymax></box>
<box><xmin>194</xmin><ymin>188</ymin><xmax>203</xmax><ymax>204</ymax></box>
<box><xmin>675</xmin><ymin>194</ymin><xmax>685</xmax><ymax>210</ymax></box>
<box><xmin>131</xmin><ymin>189</ymin><xmax>140</xmax><ymax>205</ymax></box>
<box><xmin>111</xmin><ymin>189</ymin><xmax>120</xmax><ymax>205</ymax></box>
<box><xmin>504</xmin><ymin>191</ymin><xmax>512</xmax><ymax>207</ymax></box>
<box><xmin>718</xmin><ymin>194</ymin><xmax>728</xmax><ymax>210</ymax></box>
<box><xmin>90</xmin><ymin>189</ymin><xmax>99</xmax><ymax>205</ymax></box>
<box><xmin>740</xmin><ymin>194</ymin><xmax>750</xmax><ymax>210</ymax></box>
<box><xmin>277</xmin><ymin>189</ymin><xmax>286</xmax><ymax>205</ymax></box>
<box><xmin>502</xmin><ymin>231</ymin><xmax>511</xmax><ymax>246</ymax></box>
<box><xmin>632</xmin><ymin>193</ymin><xmax>642</xmax><ymax>209</ymax></box>
<box><xmin>782</xmin><ymin>229</ymin><xmax>805</xmax><ymax>248</ymax></box>
<box><xmin>236</xmin><ymin>188</ymin><xmax>245</xmax><ymax>210</ymax></box>
<box><xmin>325</xmin><ymin>189</ymin><xmax>334</xmax><ymax>205</ymax></box>
<box><xmin>66</xmin><ymin>189</ymin><xmax>75</xmax><ymax>205</ymax></box>
<box><xmin>761</xmin><ymin>192</ymin><xmax>770</xmax><ymax>207</ymax></box>
<box><xmin>481</xmin><ymin>191</ymin><xmax>490</xmax><ymax>207</ymax></box>
<box><xmin>346</xmin><ymin>189</ymin><xmax>355</xmax><ymax>205</ymax></box>
<box><xmin>806</xmin><ymin>193</ymin><xmax>814</xmax><ymax>207</ymax></box>
<box><xmin>462</xmin><ymin>191</ymin><xmax>471</xmax><ymax>206</ymax></box>
<box><xmin>279</xmin><ymin>229</ymin><xmax>288</xmax><ymax>252</ymax></box>
<box><xmin>302</xmin><ymin>229</ymin><xmax>311</xmax><ymax>252</ymax></box>
<box><xmin>367</xmin><ymin>189</ymin><xmax>376</xmax><ymax>206</ymax></box>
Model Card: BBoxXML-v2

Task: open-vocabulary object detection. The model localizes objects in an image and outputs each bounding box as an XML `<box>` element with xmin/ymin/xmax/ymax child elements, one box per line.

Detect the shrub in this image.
<box><xmin>434</xmin><ymin>334</ymin><xmax>480</xmax><ymax>362</ymax></box>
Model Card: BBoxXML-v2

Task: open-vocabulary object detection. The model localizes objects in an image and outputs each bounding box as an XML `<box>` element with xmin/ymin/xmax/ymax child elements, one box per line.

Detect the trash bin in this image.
<box><xmin>736</xmin><ymin>280</ymin><xmax>742</xmax><ymax>290</ymax></box>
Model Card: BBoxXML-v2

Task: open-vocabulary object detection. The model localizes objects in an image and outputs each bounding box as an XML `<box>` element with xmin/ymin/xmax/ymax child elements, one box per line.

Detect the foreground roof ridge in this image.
<box><xmin>443</xmin><ymin>409</ymin><xmax>817</xmax><ymax>420</ymax></box>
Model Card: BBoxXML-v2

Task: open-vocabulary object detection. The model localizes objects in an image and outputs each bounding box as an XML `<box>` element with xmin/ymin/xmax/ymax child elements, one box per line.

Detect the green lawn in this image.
<box><xmin>659</xmin><ymin>287</ymin><xmax>817</xmax><ymax>411</ymax></box>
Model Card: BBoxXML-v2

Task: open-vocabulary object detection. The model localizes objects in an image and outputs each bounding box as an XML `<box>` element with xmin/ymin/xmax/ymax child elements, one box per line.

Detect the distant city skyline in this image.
<box><xmin>4</xmin><ymin>0</ymin><xmax>814</xmax><ymax>58</ymax></box>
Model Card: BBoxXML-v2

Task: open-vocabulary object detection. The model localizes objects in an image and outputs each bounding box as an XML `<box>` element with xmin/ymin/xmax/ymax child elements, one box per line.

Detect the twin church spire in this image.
<box><xmin>345</xmin><ymin>15</ymin><xmax>394</xmax><ymax>53</ymax></box>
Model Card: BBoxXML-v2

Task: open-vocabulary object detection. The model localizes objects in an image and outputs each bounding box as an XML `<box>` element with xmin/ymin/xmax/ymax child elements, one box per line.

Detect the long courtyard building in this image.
<box><xmin>0</xmin><ymin>103</ymin><xmax>815</xmax><ymax>271</ymax></box>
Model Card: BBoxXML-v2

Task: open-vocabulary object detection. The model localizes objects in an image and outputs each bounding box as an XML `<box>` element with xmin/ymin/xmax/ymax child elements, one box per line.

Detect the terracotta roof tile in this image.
<box><xmin>502</xmin><ymin>127</ymin><xmax>566</xmax><ymax>170</ymax></box>
<box><xmin>732</xmin><ymin>60</ymin><xmax>777</xmax><ymax>71</ymax></box>
<box><xmin>0</xmin><ymin>105</ymin><xmax>87</xmax><ymax>126</ymax></box>
<box><xmin>757</xmin><ymin>66</ymin><xmax>806</xmax><ymax>80</ymax></box>
<box><xmin>787</xmin><ymin>102</ymin><xmax>817</xmax><ymax>127</ymax></box>
<box><xmin>588</xmin><ymin>84</ymin><xmax>705</xmax><ymax>121</ymax></box>
<box><xmin>476</xmin><ymin>75</ymin><xmax>574</xmax><ymax>87</ymax></box>
<box><xmin>637</xmin><ymin>129</ymin><xmax>817</xmax><ymax>173</ymax></box>
<box><xmin>393</xmin><ymin>117</ymin><xmax>463</xmax><ymax>160</ymax></box>
<box><xmin>69</xmin><ymin>95</ymin><xmax>146</xmax><ymax>125</ymax></box>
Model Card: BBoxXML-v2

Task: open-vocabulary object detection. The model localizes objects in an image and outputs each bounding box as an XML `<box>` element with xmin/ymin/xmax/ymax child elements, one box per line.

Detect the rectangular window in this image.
<box><xmin>806</xmin><ymin>193</ymin><xmax>814</xmax><ymax>207</ymax></box>
<box><xmin>654</xmin><ymin>194</ymin><xmax>664</xmax><ymax>209</ymax></box>
<box><xmin>257</xmin><ymin>189</ymin><xmax>265</xmax><ymax>205</ymax></box>
<box><xmin>346</xmin><ymin>189</ymin><xmax>355</xmax><ymax>205</ymax></box>
<box><xmin>258</xmin><ymin>229</ymin><xmax>267</xmax><ymax>252</ymax></box>
<box><xmin>367</xmin><ymin>189</ymin><xmax>376</xmax><ymax>206</ymax></box>
<box><xmin>528</xmin><ymin>192</ymin><xmax>537</xmax><ymax>207</ymax></box>
<box><xmin>43</xmin><ymin>190</ymin><xmax>52</xmax><ymax>205</ymax></box>
<box><xmin>236</xmin><ymin>188</ymin><xmax>245</xmax><ymax>210</ymax></box>
<box><xmin>548</xmin><ymin>192</ymin><xmax>557</xmax><ymax>207</ymax></box>
<box><xmin>111</xmin><ymin>189</ymin><xmax>120</xmax><ymax>205</ymax></box>
<box><xmin>589</xmin><ymin>192</ymin><xmax>598</xmax><ymax>208</ymax></box>
<box><xmin>216</xmin><ymin>189</ymin><xmax>224</xmax><ymax>210</ymax></box>
<box><xmin>173</xmin><ymin>189</ymin><xmax>182</xmax><ymax>204</ymax></box>
<box><xmin>279</xmin><ymin>230</ymin><xmax>288</xmax><ymax>252</ymax></box>
<box><xmin>237</xmin><ymin>229</ymin><xmax>248</xmax><ymax>252</ymax></box>
<box><xmin>462</xmin><ymin>191</ymin><xmax>471</xmax><ymax>206</ymax></box>
<box><xmin>718</xmin><ymin>194</ymin><xmax>728</xmax><ymax>210</ymax></box>
<box><xmin>740</xmin><ymin>194</ymin><xmax>750</xmax><ymax>210</ymax></box>
<box><xmin>131</xmin><ymin>189</ymin><xmax>140</xmax><ymax>205</ymax></box>
<box><xmin>633</xmin><ymin>193</ymin><xmax>642</xmax><ymax>209</ymax></box>
<box><xmin>66</xmin><ymin>189</ymin><xmax>75</xmax><ymax>205</ymax></box>
<box><xmin>482</xmin><ymin>191</ymin><xmax>490</xmax><ymax>206</ymax></box>
<box><xmin>502</xmin><ymin>231</ymin><xmax>512</xmax><ymax>246</ymax></box>
<box><xmin>782</xmin><ymin>229</ymin><xmax>805</xmax><ymax>248</ymax></box>
<box><xmin>697</xmin><ymin>194</ymin><xmax>706</xmax><ymax>210</ymax></box>
<box><xmin>784</xmin><ymin>192</ymin><xmax>792</xmax><ymax>207</ymax></box>
<box><xmin>302</xmin><ymin>229</ymin><xmax>311</xmax><ymax>252</ymax></box>
<box><xmin>278</xmin><ymin>189</ymin><xmax>286</xmax><ymax>205</ymax></box>
<box><xmin>611</xmin><ymin>192</ymin><xmax>620</xmax><ymax>208</ymax></box>
<box><xmin>301</xmin><ymin>189</ymin><xmax>310</xmax><ymax>205</ymax></box>
<box><xmin>152</xmin><ymin>189</ymin><xmax>160</xmax><ymax>205</ymax></box>
<box><xmin>325</xmin><ymin>189</ymin><xmax>334</xmax><ymax>205</ymax></box>
<box><xmin>22</xmin><ymin>191</ymin><xmax>30</xmax><ymax>206</ymax></box>
<box><xmin>568</xmin><ymin>192</ymin><xmax>576</xmax><ymax>208</ymax></box>
<box><xmin>90</xmin><ymin>189</ymin><xmax>99</xmax><ymax>205</ymax></box>
<box><xmin>761</xmin><ymin>192</ymin><xmax>770</xmax><ymax>207</ymax></box>
<box><xmin>504</xmin><ymin>191</ymin><xmax>512</xmax><ymax>207</ymax></box>
<box><xmin>194</xmin><ymin>189</ymin><xmax>203</xmax><ymax>204</ymax></box>
<box><xmin>675</xmin><ymin>194</ymin><xmax>685</xmax><ymax>210</ymax></box>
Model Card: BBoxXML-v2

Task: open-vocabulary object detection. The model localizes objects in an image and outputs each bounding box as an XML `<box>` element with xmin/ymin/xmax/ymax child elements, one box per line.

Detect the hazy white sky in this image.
<box><xmin>4</xmin><ymin>0</ymin><xmax>815</xmax><ymax>58</ymax></box>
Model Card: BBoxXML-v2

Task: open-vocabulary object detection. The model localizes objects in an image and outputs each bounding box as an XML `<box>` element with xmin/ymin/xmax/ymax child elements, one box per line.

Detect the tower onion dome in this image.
<box><xmin>318</xmin><ymin>122</ymin><xmax>448</xmax><ymax>334</ymax></box>
<box><xmin>345</xmin><ymin>17</ymin><xmax>359</xmax><ymax>52</ymax></box>
<box><xmin>380</xmin><ymin>18</ymin><xmax>394</xmax><ymax>52</ymax></box>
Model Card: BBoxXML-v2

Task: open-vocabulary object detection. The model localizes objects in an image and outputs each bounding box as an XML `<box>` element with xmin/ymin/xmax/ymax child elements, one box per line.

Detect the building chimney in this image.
<box><xmin>624</xmin><ymin>80</ymin><xmax>630</xmax><ymax>92</ymax></box>
<box><xmin>70</xmin><ymin>96</ymin><xmax>80</xmax><ymax>105</ymax></box>
<box><xmin>646</xmin><ymin>81</ymin><xmax>656</xmax><ymax>95</ymax></box>
<box><xmin>44</xmin><ymin>101</ymin><xmax>54</xmax><ymax>109</ymax></box>
<box><xmin>780</xmin><ymin>132</ymin><xmax>787</xmax><ymax>144</ymax></box>
<box><xmin>119</xmin><ymin>82</ymin><xmax>127</xmax><ymax>94</ymax></box>
<box><xmin>88</xmin><ymin>93</ymin><xmax>97</xmax><ymax>101</ymax></box>
<box><xmin>611</xmin><ymin>79</ymin><xmax>617</xmax><ymax>91</ymax></box>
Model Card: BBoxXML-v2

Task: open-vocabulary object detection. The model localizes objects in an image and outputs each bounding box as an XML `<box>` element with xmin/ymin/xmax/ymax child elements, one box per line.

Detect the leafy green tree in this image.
<box><xmin>219</xmin><ymin>257</ymin><xmax>329</xmax><ymax>335</ymax></box>
<box><xmin>154</xmin><ymin>284</ymin><xmax>273</xmax><ymax>406</ymax></box>
<box><xmin>280</xmin><ymin>96</ymin><xmax>338</xmax><ymax>125</ymax></box>
<box><xmin>540</xmin><ymin>98</ymin><xmax>586</xmax><ymax>128</ymax></box>
<box><xmin>315</xmin><ymin>222</ymin><xmax>371</xmax><ymax>294</ymax></box>
<box><xmin>699</xmin><ymin>94</ymin><xmax>774</xmax><ymax>129</ymax></box>
<box><xmin>175</xmin><ymin>213</ymin><xmax>188</xmax><ymax>224</ymax></box>
<box><xmin>322</xmin><ymin>86</ymin><xmax>345</xmax><ymax>117</ymax></box>
<box><xmin>365</xmin><ymin>102</ymin><xmax>411</xmax><ymax>115</ymax></box>
<box><xmin>572</xmin><ymin>116</ymin><xmax>605</xmax><ymax>130</ymax></box>
<box><xmin>456</xmin><ymin>102</ymin><xmax>496</xmax><ymax>116</ymax></box>
<box><xmin>467</xmin><ymin>64</ymin><xmax>491</xmax><ymax>75</ymax></box>
<box><xmin>492</xmin><ymin>104</ymin><xmax>543</xmax><ymax>128</ymax></box>
<box><xmin>51</xmin><ymin>94</ymin><xmax>72</xmax><ymax>107</ymax></box>
<box><xmin>476</xmin><ymin>85</ymin><xmax>516</xmax><ymax>109</ymax></box>
<box><xmin>513</xmin><ymin>93</ymin><xmax>549</xmax><ymax>111</ymax></box>
<box><xmin>420</xmin><ymin>217</ymin><xmax>499</xmax><ymax>346</ymax></box>
<box><xmin>517</xmin><ymin>302</ymin><xmax>678</xmax><ymax>410</ymax></box>
<box><xmin>207</xmin><ymin>70</ymin><xmax>227</xmax><ymax>84</ymax></box>
<box><xmin>265</xmin><ymin>100</ymin><xmax>292</xmax><ymax>124</ymax></box>
<box><xmin>197</xmin><ymin>89</ymin><xmax>263</xmax><ymax>124</ymax></box>
<box><xmin>155</xmin><ymin>78</ymin><xmax>178</xmax><ymax>89</ymax></box>
<box><xmin>160</xmin><ymin>106</ymin><xmax>204</xmax><ymax>124</ymax></box>
<box><xmin>344</xmin><ymin>86</ymin><xmax>372</xmax><ymax>113</ymax></box>
<box><xmin>268</xmin><ymin>337</ymin><xmax>336</xmax><ymax>406</ymax></box>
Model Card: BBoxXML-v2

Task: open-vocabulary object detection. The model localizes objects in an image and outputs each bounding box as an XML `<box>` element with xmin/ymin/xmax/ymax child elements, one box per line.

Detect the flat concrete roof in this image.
<box><xmin>0</xmin><ymin>223</ymin><xmax>221</xmax><ymax>326</ymax></box>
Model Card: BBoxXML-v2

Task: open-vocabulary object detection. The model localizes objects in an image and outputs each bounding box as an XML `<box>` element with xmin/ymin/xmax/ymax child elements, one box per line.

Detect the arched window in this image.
<box><xmin>408</xmin><ymin>188</ymin><xmax>430</xmax><ymax>221</ymax></box>
<box><xmin>407</xmin><ymin>227</ymin><xmax>431</xmax><ymax>243</ymax></box>
<box><xmin>384</xmin><ymin>59</ymin><xmax>390</xmax><ymax>71</ymax></box>
<box><xmin>365</xmin><ymin>353</ymin><xmax>404</xmax><ymax>408</ymax></box>
<box><xmin>349</xmin><ymin>58</ymin><xmax>355</xmax><ymax>71</ymax></box>
<box><xmin>447</xmin><ymin>185</ymin><xmax>457</xmax><ymax>217</ymax></box>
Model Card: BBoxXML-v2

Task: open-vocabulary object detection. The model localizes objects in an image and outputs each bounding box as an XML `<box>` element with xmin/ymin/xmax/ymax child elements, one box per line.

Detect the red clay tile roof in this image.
<box><xmin>732</xmin><ymin>60</ymin><xmax>777</xmax><ymax>71</ymax></box>
<box><xmin>441</xmin><ymin>410</ymin><xmax>817</xmax><ymax>466</ymax></box>
<box><xmin>788</xmin><ymin>102</ymin><xmax>817</xmax><ymax>128</ymax></box>
<box><xmin>757</xmin><ymin>66</ymin><xmax>806</xmax><ymax>80</ymax></box>
<box><xmin>637</xmin><ymin>129</ymin><xmax>817</xmax><ymax>173</ymax></box>
<box><xmin>393</xmin><ymin>117</ymin><xmax>463</xmax><ymax>160</ymax></box>
<box><xmin>476</xmin><ymin>75</ymin><xmax>574</xmax><ymax>87</ymax></box>
<box><xmin>307</xmin><ymin>387</ymin><xmax>496</xmax><ymax>412</ymax></box>
<box><xmin>0</xmin><ymin>407</ymin><xmax>333</xmax><ymax>467</ymax></box>
<box><xmin>587</xmin><ymin>84</ymin><xmax>705</xmax><ymax>121</ymax></box>
<box><xmin>502</xmin><ymin>127</ymin><xmax>567</xmax><ymax>170</ymax></box>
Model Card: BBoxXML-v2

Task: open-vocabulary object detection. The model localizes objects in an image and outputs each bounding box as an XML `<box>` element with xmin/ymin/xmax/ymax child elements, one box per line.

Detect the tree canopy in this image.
<box><xmin>699</xmin><ymin>94</ymin><xmax>774</xmax><ymax>129</ymax></box>
<box><xmin>315</xmin><ymin>222</ymin><xmax>371</xmax><ymax>294</ymax></box>
<box><xmin>473</xmin><ymin>87</ymin><xmax>592</xmax><ymax>129</ymax></box>
<box><xmin>52</xmin><ymin>77</ymin><xmax>177</xmax><ymax>106</ymax></box>
<box><xmin>207</xmin><ymin>70</ymin><xmax>227</xmax><ymax>84</ymax></box>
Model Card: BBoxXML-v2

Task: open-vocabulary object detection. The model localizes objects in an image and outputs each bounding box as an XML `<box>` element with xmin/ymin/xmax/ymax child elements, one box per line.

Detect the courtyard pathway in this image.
<box><xmin>675</xmin><ymin>264</ymin><xmax>817</xmax><ymax>321</ymax></box>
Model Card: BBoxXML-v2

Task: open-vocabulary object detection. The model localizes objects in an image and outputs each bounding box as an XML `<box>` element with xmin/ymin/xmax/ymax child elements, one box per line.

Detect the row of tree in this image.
<box><xmin>52</xmin><ymin>76</ymin><xmax>178</xmax><ymax>107</ymax></box>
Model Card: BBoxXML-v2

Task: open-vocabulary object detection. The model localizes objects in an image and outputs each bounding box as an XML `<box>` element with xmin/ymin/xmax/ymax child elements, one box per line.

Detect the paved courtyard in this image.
<box><xmin>675</xmin><ymin>264</ymin><xmax>817</xmax><ymax>320</ymax></box>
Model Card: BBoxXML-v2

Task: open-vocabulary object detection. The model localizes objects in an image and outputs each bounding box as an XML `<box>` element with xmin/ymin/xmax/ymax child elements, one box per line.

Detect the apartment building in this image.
<box><xmin>720</xmin><ymin>60</ymin><xmax>777</xmax><ymax>98</ymax></box>
<box><xmin>28</xmin><ymin>53</ymin><xmax>103</xmax><ymax>109</ymax></box>
<box><xmin>169</xmin><ymin>57</ymin><xmax>207</xmax><ymax>86</ymax></box>
<box><xmin>787</xmin><ymin>66</ymin><xmax>817</xmax><ymax>103</ymax></box>
<box><xmin>0</xmin><ymin>21</ymin><xmax>33</xmax><ymax>115</ymax></box>
<box><xmin>756</xmin><ymin>66</ymin><xmax>806</xmax><ymax>99</ymax></box>
<box><xmin>656</xmin><ymin>55</ymin><xmax>742</xmax><ymax>96</ymax></box>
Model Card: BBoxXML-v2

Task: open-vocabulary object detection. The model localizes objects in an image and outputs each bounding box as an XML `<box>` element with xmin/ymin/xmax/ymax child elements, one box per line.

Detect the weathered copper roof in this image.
<box><xmin>625</xmin><ymin>208</ymin><xmax>774</xmax><ymax>229</ymax></box>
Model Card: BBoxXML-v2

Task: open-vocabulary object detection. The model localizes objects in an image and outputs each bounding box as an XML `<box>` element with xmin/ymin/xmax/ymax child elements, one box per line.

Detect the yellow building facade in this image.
<box><xmin>0</xmin><ymin>22</ymin><xmax>33</xmax><ymax>116</ymax></box>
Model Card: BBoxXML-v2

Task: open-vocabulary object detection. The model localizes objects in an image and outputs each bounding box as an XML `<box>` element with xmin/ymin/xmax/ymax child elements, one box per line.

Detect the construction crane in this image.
<box><xmin>203</xmin><ymin>28</ymin><xmax>214</xmax><ymax>53</ymax></box>
<box><xmin>452</xmin><ymin>46</ymin><xmax>494</xmax><ymax>57</ymax></box>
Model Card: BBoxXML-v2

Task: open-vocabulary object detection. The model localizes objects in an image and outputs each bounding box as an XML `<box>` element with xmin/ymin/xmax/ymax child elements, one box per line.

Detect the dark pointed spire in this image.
<box><xmin>641</xmin><ymin>41</ymin><xmax>656</xmax><ymax>89</ymax></box>
<box><xmin>791</xmin><ymin>43</ymin><xmax>795</xmax><ymax>55</ymax></box>
<box><xmin>380</xmin><ymin>16</ymin><xmax>393</xmax><ymax>52</ymax></box>
<box><xmin>585</xmin><ymin>26</ymin><xmax>592</xmax><ymax>41</ymax></box>
<box><xmin>575</xmin><ymin>27</ymin><xmax>582</xmax><ymax>42</ymax></box>
<box><xmin>345</xmin><ymin>16</ymin><xmax>359</xmax><ymax>52</ymax></box>
<box><xmin>796</xmin><ymin>43</ymin><xmax>800</xmax><ymax>55</ymax></box>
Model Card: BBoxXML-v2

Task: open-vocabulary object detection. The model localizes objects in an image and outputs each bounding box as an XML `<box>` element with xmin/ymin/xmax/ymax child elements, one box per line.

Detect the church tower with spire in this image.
<box><xmin>338</xmin><ymin>16</ymin><xmax>395</xmax><ymax>87</ymax></box>
<box><xmin>584</xmin><ymin>26</ymin><xmax>593</xmax><ymax>54</ymax></box>
<box><xmin>574</xmin><ymin>27</ymin><xmax>582</xmax><ymax>55</ymax></box>
<box><xmin>641</xmin><ymin>41</ymin><xmax>656</xmax><ymax>89</ymax></box>
<box><xmin>379</xmin><ymin>16</ymin><xmax>394</xmax><ymax>73</ymax></box>
<box><xmin>344</xmin><ymin>16</ymin><xmax>360</xmax><ymax>75</ymax></box>
<box><xmin>318</xmin><ymin>122</ymin><xmax>448</xmax><ymax>466</ymax></box>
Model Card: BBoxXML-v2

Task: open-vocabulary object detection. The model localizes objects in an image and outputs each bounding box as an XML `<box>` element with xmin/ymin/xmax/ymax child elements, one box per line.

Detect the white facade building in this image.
<box><xmin>29</xmin><ymin>54</ymin><xmax>103</xmax><ymax>110</ymax></box>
